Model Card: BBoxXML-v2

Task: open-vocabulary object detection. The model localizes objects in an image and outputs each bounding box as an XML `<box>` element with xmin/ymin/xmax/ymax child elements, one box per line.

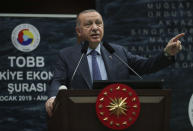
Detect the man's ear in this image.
<box><xmin>76</xmin><ymin>27</ymin><xmax>82</xmax><ymax>44</ymax></box>
<box><xmin>76</xmin><ymin>27</ymin><xmax>81</xmax><ymax>36</ymax></box>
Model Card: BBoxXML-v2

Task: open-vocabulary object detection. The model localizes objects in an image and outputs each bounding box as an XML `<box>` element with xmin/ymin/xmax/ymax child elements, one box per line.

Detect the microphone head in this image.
<box><xmin>103</xmin><ymin>41</ymin><xmax>115</xmax><ymax>54</ymax></box>
<box><xmin>81</xmin><ymin>41</ymin><xmax>89</xmax><ymax>54</ymax></box>
<box><xmin>59</xmin><ymin>85</ymin><xmax>68</xmax><ymax>90</ymax></box>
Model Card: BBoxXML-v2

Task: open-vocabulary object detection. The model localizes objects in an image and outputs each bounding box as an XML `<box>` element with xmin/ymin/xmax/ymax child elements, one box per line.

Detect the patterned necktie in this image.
<box><xmin>91</xmin><ymin>50</ymin><xmax>102</xmax><ymax>81</ymax></box>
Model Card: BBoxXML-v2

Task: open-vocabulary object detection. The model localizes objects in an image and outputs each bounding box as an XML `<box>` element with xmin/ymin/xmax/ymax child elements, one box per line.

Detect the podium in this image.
<box><xmin>47</xmin><ymin>89</ymin><xmax>171</xmax><ymax>131</ymax></box>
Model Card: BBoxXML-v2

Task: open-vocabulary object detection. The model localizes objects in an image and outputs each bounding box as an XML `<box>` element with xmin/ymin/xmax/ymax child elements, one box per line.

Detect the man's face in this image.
<box><xmin>76</xmin><ymin>12</ymin><xmax>104</xmax><ymax>47</ymax></box>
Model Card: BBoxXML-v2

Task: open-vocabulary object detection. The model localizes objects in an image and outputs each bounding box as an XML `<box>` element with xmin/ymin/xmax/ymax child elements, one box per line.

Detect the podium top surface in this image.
<box><xmin>93</xmin><ymin>79</ymin><xmax>164</xmax><ymax>89</ymax></box>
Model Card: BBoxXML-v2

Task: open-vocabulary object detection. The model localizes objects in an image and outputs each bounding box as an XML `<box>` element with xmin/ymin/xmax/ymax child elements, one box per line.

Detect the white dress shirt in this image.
<box><xmin>86</xmin><ymin>43</ymin><xmax>108</xmax><ymax>82</ymax></box>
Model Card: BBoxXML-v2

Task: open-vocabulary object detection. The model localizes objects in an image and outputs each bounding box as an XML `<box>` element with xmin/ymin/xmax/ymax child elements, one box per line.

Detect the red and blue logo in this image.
<box><xmin>11</xmin><ymin>24</ymin><xmax>40</xmax><ymax>52</ymax></box>
<box><xmin>17</xmin><ymin>29</ymin><xmax>34</xmax><ymax>46</ymax></box>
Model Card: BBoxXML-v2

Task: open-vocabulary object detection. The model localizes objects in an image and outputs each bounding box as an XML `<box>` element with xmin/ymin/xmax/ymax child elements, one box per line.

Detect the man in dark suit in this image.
<box><xmin>45</xmin><ymin>9</ymin><xmax>184</xmax><ymax>117</ymax></box>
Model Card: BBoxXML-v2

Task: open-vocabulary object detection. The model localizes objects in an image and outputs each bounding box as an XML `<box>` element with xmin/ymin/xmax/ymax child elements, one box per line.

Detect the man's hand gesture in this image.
<box><xmin>164</xmin><ymin>33</ymin><xmax>185</xmax><ymax>56</ymax></box>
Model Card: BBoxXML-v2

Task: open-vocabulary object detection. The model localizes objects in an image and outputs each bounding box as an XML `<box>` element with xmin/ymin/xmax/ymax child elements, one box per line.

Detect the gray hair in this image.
<box><xmin>76</xmin><ymin>9</ymin><xmax>102</xmax><ymax>27</ymax></box>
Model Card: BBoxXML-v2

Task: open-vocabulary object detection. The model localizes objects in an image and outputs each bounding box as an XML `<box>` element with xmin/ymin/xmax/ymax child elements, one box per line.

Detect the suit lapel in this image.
<box><xmin>73</xmin><ymin>44</ymin><xmax>92</xmax><ymax>89</ymax></box>
<box><xmin>79</xmin><ymin>55</ymin><xmax>92</xmax><ymax>89</ymax></box>
<box><xmin>101</xmin><ymin>45</ymin><xmax>117</xmax><ymax>80</ymax></box>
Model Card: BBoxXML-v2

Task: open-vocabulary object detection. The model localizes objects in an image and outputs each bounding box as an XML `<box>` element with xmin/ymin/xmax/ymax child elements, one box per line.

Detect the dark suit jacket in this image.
<box><xmin>48</xmin><ymin>43</ymin><xmax>174</xmax><ymax>96</ymax></box>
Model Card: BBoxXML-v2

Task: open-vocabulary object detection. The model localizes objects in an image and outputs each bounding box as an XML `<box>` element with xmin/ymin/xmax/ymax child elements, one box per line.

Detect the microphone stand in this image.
<box><xmin>71</xmin><ymin>41</ymin><xmax>89</xmax><ymax>82</ymax></box>
<box><xmin>103</xmin><ymin>41</ymin><xmax>143</xmax><ymax>80</ymax></box>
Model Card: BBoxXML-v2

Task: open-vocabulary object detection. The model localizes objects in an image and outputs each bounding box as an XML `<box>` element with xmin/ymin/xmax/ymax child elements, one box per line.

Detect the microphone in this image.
<box><xmin>71</xmin><ymin>41</ymin><xmax>89</xmax><ymax>81</ymax></box>
<box><xmin>81</xmin><ymin>41</ymin><xmax>89</xmax><ymax>54</ymax></box>
<box><xmin>103</xmin><ymin>41</ymin><xmax>143</xmax><ymax>79</ymax></box>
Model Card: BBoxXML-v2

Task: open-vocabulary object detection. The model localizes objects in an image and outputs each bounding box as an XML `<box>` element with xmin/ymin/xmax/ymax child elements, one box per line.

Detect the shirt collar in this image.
<box><xmin>87</xmin><ymin>43</ymin><xmax>101</xmax><ymax>55</ymax></box>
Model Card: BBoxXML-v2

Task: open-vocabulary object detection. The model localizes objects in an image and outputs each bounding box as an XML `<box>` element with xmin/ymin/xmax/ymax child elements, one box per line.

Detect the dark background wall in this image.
<box><xmin>0</xmin><ymin>0</ymin><xmax>193</xmax><ymax>131</ymax></box>
<box><xmin>0</xmin><ymin>0</ymin><xmax>95</xmax><ymax>14</ymax></box>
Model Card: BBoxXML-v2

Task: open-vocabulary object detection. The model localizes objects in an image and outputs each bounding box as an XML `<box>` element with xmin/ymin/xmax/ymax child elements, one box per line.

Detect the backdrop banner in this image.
<box><xmin>0</xmin><ymin>16</ymin><xmax>76</xmax><ymax>131</ymax></box>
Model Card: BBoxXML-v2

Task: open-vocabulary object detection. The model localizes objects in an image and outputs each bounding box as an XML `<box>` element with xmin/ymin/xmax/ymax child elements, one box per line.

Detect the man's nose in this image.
<box><xmin>91</xmin><ymin>23</ymin><xmax>98</xmax><ymax>30</ymax></box>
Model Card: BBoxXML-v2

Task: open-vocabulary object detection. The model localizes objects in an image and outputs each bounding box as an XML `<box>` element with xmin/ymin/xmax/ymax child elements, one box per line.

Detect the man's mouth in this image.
<box><xmin>91</xmin><ymin>34</ymin><xmax>100</xmax><ymax>38</ymax></box>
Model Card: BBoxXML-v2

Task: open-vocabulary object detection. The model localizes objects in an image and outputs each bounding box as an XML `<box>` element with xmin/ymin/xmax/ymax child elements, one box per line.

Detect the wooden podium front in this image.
<box><xmin>48</xmin><ymin>89</ymin><xmax>171</xmax><ymax>131</ymax></box>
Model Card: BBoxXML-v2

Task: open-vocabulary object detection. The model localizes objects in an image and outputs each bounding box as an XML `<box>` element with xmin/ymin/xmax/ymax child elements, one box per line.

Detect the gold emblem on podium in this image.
<box><xmin>96</xmin><ymin>83</ymin><xmax>140</xmax><ymax>130</ymax></box>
